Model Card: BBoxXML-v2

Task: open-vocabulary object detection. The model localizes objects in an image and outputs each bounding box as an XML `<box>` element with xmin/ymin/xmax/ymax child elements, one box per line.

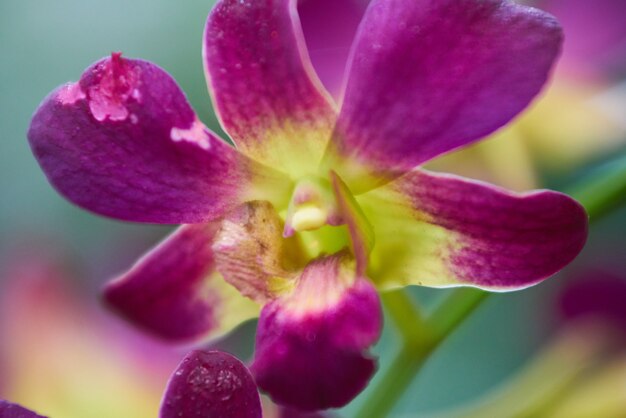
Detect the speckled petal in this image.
<box><xmin>0</xmin><ymin>401</ymin><xmax>46</xmax><ymax>418</ymax></box>
<box><xmin>325</xmin><ymin>0</ymin><xmax>563</xmax><ymax>191</ymax></box>
<box><xmin>28</xmin><ymin>54</ymin><xmax>289</xmax><ymax>224</ymax></box>
<box><xmin>359</xmin><ymin>169</ymin><xmax>588</xmax><ymax>290</ymax></box>
<box><xmin>160</xmin><ymin>350</ymin><xmax>261</xmax><ymax>418</ymax></box>
<box><xmin>212</xmin><ymin>201</ymin><xmax>303</xmax><ymax>303</ymax></box>
<box><xmin>204</xmin><ymin>0</ymin><xmax>337</xmax><ymax>177</ymax></box>
<box><xmin>104</xmin><ymin>224</ymin><xmax>259</xmax><ymax>343</ymax></box>
<box><xmin>252</xmin><ymin>253</ymin><xmax>382</xmax><ymax>411</ymax></box>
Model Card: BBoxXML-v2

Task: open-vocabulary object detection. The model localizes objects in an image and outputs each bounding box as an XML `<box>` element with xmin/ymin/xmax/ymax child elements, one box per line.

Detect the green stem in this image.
<box><xmin>428</xmin><ymin>288</ymin><xmax>488</xmax><ymax>344</ymax></box>
<box><xmin>356</xmin><ymin>290</ymin><xmax>434</xmax><ymax>417</ymax></box>
<box><xmin>381</xmin><ymin>288</ymin><xmax>430</xmax><ymax>343</ymax></box>
<box><xmin>359</xmin><ymin>344</ymin><xmax>433</xmax><ymax>418</ymax></box>
<box><xmin>566</xmin><ymin>154</ymin><xmax>626</xmax><ymax>221</ymax></box>
<box><xmin>356</xmin><ymin>159</ymin><xmax>626</xmax><ymax>417</ymax></box>
<box><xmin>357</xmin><ymin>289</ymin><xmax>488</xmax><ymax>418</ymax></box>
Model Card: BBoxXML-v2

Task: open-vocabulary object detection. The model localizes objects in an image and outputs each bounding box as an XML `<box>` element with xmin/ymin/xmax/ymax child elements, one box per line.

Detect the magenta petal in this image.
<box><xmin>204</xmin><ymin>0</ymin><xmax>337</xmax><ymax>168</ymax></box>
<box><xmin>298</xmin><ymin>0</ymin><xmax>368</xmax><ymax>99</ymax></box>
<box><xmin>0</xmin><ymin>401</ymin><xmax>46</xmax><ymax>418</ymax></box>
<box><xmin>28</xmin><ymin>54</ymin><xmax>283</xmax><ymax>224</ymax></box>
<box><xmin>160</xmin><ymin>350</ymin><xmax>261</xmax><ymax>418</ymax></box>
<box><xmin>375</xmin><ymin>169</ymin><xmax>588</xmax><ymax>289</ymax></box>
<box><xmin>328</xmin><ymin>0</ymin><xmax>563</xmax><ymax>189</ymax></box>
<box><xmin>104</xmin><ymin>224</ymin><xmax>258</xmax><ymax>342</ymax></box>
<box><xmin>252</xmin><ymin>254</ymin><xmax>382</xmax><ymax>411</ymax></box>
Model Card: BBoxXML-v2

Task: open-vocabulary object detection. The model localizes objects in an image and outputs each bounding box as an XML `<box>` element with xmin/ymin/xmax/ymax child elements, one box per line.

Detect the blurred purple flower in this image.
<box><xmin>537</xmin><ymin>269</ymin><xmax>626</xmax><ymax>416</ymax></box>
<box><xmin>558</xmin><ymin>270</ymin><xmax>626</xmax><ymax>341</ymax></box>
<box><xmin>0</xmin><ymin>401</ymin><xmax>46</xmax><ymax>418</ymax></box>
<box><xmin>436</xmin><ymin>269</ymin><xmax>626</xmax><ymax>417</ymax></box>
<box><xmin>0</xmin><ymin>247</ymin><xmax>181</xmax><ymax>418</ymax></box>
<box><xmin>28</xmin><ymin>0</ymin><xmax>588</xmax><ymax>410</ymax></box>
<box><xmin>539</xmin><ymin>0</ymin><xmax>626</xmax><ymax>81</ymax></box>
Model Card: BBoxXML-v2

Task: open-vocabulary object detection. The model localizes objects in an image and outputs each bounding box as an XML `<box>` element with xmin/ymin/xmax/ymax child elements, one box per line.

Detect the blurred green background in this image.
<box><xmin>1</xmin><ymin>1</ymin><xmax>625</xmax><ymax>417</ymax></box>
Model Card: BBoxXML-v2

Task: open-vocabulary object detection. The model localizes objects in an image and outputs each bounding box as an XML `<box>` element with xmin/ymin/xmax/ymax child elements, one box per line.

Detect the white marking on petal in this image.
<box><xmin>89</xmin><ymin>96</ymin><xmax>129</xmax><ymax>122</ymax></box>
<box><xmin>171</xmin><ymin>119</ymin><xmax>211</xmax><ymax>150</ymax></box>
<box><xmin>86</xmin><ymin>54</ymin><xmax>140</xmax><ymax>123</ymax></box>
<box><xmin>57</xmin><ymin>83</ymin><xmax>86</xmax><ymax>105</ymax></box>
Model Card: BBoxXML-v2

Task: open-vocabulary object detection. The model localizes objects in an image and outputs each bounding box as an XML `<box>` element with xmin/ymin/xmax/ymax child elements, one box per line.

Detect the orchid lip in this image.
<box><xmin>252</xmin><ymin>253</ymin><xmax>382</xmax><ymax>411</ymax></box>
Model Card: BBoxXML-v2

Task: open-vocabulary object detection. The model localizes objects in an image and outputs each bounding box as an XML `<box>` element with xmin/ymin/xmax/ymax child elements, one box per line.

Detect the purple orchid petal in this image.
<box><xmin>204</xmin><ymin>0</ymin><xmax>337</xmax><ymax>174</ymax></box>
<box><xmin>361</xmin><ymin>169</ymin><xmax>588</xmax><ymax>290</ymax></box>
<box><xmin>252</xmin><ymin>253</ymin><xmax>382</xmax><ymax>411</ymax></box>
<box><xmin>559</xmin><ymin>271</ymin><xmax>626</xmax><ymax>335</ymax></box>
<box><xmin>0</xmin><ymin>401</ymin><xmax>46</xmax><ymax>418</ymax></box>
<box><xmin>325</xmin><ymin>0</ymin><xmax>563</xmax><ymax>191</ymax></box>
<box><xmin>104</xmin><ymin>224</ymin><xmax>259</xmax><ymax>342</ymax></box>
<box><xmin>541</xmin><ymin>0</ymin><xmax>626</xmax><ymax>79</ymax></box>
<box><xmin>28</xmin><ymin>53</ymin><xmax>287</xmax><ymax>224</ymax></box>
<box><xmin>298</xmin><ymin>0</ymin><xmax>368</xmax><ymax>99</ymax></box>
<box><xmin>160</xmin><ymin>350</ymin><xmax>261</xmax><ymax>418</ymax></box>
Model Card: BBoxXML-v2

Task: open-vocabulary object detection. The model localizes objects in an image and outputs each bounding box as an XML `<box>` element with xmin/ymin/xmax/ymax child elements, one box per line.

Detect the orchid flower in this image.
<box><xmin>28</xmin><ymin>0</ymin><xmax>588</xmax><ymax>410</ymax></box>
<box><xmin>0</xmin><ymin>401</ymin><xmax>46</xmax><ymax>418</ymax></box>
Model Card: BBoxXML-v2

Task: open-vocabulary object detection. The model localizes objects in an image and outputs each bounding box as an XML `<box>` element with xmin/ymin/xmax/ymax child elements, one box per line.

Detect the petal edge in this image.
<box><xmin>361</xmin><ymin>169</ymin><xmax>588</xmax><ymax>290</ymax></box>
